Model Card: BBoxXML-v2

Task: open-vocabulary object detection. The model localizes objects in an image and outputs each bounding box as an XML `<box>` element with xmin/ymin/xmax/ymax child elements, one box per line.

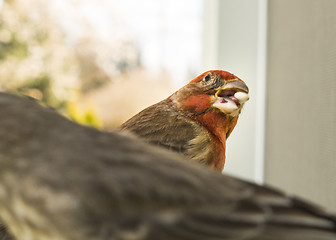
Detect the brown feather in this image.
<box><xmin>0</xmin><ymin>93</ymin><xmax>335</xmax><ymax>240</ymax></box>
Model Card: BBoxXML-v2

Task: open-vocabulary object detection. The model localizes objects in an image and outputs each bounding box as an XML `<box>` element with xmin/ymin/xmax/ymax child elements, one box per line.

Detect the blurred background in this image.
<box><xmin>0</xmin><ymin>0</ymin><xmax>335</xmax><ymax>210</ymax></box>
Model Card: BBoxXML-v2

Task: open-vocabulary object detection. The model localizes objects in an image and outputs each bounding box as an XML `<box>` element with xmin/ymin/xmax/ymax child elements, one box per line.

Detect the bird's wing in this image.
<box><xmin>120</xmin><ymin>99</ymin><xmax>206</xmax><ymax>154</ymax></box>
<box><xmin>38</xmin><ymin>130</ymin><xmax>336</xmax><ymax>240</ymax></box>
<box><xmin>1</xmin><ymin>93</ymin><xmax>336</xmax><ymax>240</ymax></box>
<box><xmin>143</xmin><ymin>177</ymin><xmax>336</xmax><ymax>240</ymax></box>
<box><xmin>77</xmin><ymin>157</ymin><xmax>336</xmax><ymax>240</ymax></box>
<box><xmin>0</xmin><ymin>225</ymin><xmax>12</xmax><ymax>240</ymax></box>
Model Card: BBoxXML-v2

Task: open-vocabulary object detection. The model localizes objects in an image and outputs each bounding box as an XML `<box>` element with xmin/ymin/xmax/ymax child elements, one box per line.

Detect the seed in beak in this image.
<box><xmin>234</xmin><ymin>92</ymin><xmax>249</xmax><ymax>103</ymax></box>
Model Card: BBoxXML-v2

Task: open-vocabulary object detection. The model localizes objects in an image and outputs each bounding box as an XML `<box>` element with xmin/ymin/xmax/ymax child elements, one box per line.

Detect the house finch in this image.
<box><xmin>120</xmin><ymin>70</ymin><xmax>249</xmax><ymax>171</ymax></box>
<box><xmin>0</xmin><ymin>93</ymin><xmax>335</xmax><ymax>240</ymax></box>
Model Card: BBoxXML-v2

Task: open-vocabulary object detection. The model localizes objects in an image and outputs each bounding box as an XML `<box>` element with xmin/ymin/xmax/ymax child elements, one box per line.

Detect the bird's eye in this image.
<box><xmin>203</xmin><ymin>73</ymin><xmax>211</xmax><ymax>82</ymax></box>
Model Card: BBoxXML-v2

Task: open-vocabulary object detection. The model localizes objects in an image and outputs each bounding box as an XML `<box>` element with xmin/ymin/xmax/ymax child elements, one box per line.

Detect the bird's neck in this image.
<box><xmin>195</xmin><ymin>111</ymin><xmax>238</xmax><ymax>169</ymax></box>
<box><xmin>196</xmin><ymin>110</ymin><xmax>238</xmax><ymax>144</ymax></box>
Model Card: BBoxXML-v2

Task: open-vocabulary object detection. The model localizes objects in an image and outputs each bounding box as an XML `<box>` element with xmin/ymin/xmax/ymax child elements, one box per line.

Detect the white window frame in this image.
<box><xmin>202</xmin><ymin>0</ymin><xmax>268</xmax><ymax>183</ymax></box>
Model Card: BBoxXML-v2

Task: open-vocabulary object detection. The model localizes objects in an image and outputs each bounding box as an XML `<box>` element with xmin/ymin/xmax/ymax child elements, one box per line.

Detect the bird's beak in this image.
<box><xmin>222</xmin><ymin>80</ymin><xmax>249</xmax><ymax>94</ymax></box>
<box><xmin>213</xmin><ymin>79</ymin><xmax>249</xmax><ymax>116</ymax></box>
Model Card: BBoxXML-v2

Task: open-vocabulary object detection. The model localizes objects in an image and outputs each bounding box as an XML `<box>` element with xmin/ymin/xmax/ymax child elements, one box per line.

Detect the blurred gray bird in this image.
<box><xmin>0</xmin><ymin>225</ymin><xmax>11</xmax><ymax>240</ymax></box>
<box><xmin>0</xmin><ymin>93</ymin><xmax>336</xmax><ymax>240</ymax></box>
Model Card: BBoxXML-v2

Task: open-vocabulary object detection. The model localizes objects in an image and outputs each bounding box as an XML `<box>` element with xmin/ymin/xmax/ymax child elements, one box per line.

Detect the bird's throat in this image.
<box><xmin>194</xmin><ymin>111</ymin><xmax>239</xmax><ymax>170</ymax></box>
<box><xmin>196</xmin><ymin>111</ymin><xmax>236</xmax><ymax>144</ymax></box>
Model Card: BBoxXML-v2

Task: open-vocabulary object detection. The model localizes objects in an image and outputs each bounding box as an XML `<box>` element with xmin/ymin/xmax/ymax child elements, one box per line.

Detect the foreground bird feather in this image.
<box><xmin>120</xmin><ymin>70</ymin><xmax>249</xmax><ymax>171</ymax></box>
<box><xmin>0</xmin><ymin>93</ymin><xmax>336</xmax><ymax>240</ymax></box>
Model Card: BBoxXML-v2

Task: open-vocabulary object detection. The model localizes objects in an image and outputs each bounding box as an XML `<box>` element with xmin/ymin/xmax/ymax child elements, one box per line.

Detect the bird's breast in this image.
<box><xmin>185</xmin><ymin>122</ymin><xmax>226</xmax><ymax>171</ymax></box>
<box><xmin>190</xmin><ymin>111</ymin><xmax>233</xmax><ymax>171</ymax></box>
<box><xmin>206</xmin><ymin>137</ymin><xmax>226</xmax><ymax>171</ymax></box>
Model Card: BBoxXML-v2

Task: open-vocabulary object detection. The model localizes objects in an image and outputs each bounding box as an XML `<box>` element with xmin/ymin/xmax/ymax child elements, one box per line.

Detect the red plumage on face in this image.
<box><xmin>121</xmin><ymin>70</ymin><xmax>249</xmax><ymax>171</ymax></box>
<box><xmin>190</xmin><ymin>70</ymin><xmax>244</xmax><ymax>84</ymax></box>
<box><xmin>176</xmin><ymin>94</ymin><xmax>212</xmax><ymax>114</ymax></box>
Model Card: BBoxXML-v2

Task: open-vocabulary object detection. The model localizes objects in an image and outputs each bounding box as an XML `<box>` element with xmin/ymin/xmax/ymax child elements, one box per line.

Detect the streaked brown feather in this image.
<box><xmin>0</xmin><ymin>93</ymin><xmax>335</xmax><ymax>240</ymax></box>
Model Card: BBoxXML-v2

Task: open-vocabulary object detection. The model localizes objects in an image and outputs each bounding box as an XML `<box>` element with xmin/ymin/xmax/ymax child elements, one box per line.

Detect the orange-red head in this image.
<box><xmin>171</xmin><ymin>70</ymin><xmax>249</xmax><ymax>118</ymax></box>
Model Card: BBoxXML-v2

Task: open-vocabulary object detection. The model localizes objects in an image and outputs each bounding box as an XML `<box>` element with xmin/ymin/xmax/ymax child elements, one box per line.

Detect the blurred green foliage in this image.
<box><xmin>0</xmin><ymin>0</ymin><xmax>77</xmax><ymax>107</ymax></box>
<box><xmin>0</xmin><ymin>0</ymin><xmax>101</xmax><ymax>128</ymax></box>
<box><xmin>0</xmin><ymin>32</ymin><xmax>28</xmax><ymax>60</ymax></box>
<box><xmin>0</xmin><ymin>0</ymin><xmax>141</xmax><ymax>129</ymax></box>
<box><xmin>15</xmin><ymin>75</ymin><xmax>67</xmax><ymax>109</ymax></box>
<box><xmin>66</xmin><ymin>101</ymin><xmax>103</xmax><ymax>129</ymax></box>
